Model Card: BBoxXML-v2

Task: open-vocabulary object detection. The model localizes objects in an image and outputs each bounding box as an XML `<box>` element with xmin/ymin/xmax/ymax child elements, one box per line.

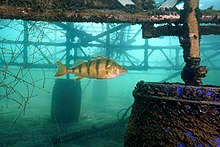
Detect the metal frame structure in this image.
<box><xmin>0</xmin><ymin>0</ymin><xmax>220</xmax><ymax>82</ymax></box>
<box><xmin>0</xmin><ymin>22</ymin><xmax>220</xmax><ymax>70</ymax></box>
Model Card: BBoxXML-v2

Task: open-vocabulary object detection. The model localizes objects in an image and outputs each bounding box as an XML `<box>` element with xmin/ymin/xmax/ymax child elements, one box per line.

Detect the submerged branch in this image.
<box><xmin>51</xmin><ymin>119</ymin><xmax>128</xmax><ymax>145</ymax></box>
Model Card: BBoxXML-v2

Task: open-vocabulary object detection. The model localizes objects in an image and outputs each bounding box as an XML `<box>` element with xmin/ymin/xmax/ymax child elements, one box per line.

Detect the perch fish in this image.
<box><xmin>55</xmin><ymin>56</ymin><xmax>128</xmax><ymax>80</ymax></box>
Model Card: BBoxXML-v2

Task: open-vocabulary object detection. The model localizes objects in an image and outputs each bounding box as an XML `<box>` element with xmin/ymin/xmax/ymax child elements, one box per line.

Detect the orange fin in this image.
<box><xmin>55</xmin><ymin>61</ymin><xmax>67</xmax><ymax>77</ymax></box>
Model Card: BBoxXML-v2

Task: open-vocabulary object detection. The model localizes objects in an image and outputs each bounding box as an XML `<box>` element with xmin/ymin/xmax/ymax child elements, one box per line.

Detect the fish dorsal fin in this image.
<box><xmin>73</xmin><ymin>59</ymin><xmax>85</xmax><ymax>67</ymax></box>
<box><xmin>90</xmin><ymin>56</ymin><xmax>108</xmax><ymax>61</ymax></box>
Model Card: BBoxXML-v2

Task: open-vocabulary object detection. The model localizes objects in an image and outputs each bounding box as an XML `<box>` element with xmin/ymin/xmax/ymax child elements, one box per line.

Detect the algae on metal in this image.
<box><xmin>125</xmin><ymin>81</ymin><xmax>220</xmax><ymax>147</ymax></box>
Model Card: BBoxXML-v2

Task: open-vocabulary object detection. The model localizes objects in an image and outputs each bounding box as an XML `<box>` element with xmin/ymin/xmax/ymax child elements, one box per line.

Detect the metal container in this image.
<box><xmin>51</xmin><ymin>79</ymin><xmax>81</xmax><ymax>123</ymax></box>
<box><xmin>125</xmin><ymin>81</ymin><xmax>220</xmax><ymax>146</ymax></box>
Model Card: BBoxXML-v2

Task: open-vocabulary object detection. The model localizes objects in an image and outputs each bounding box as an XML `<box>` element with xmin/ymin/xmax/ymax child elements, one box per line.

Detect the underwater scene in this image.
<box><xmin>0</xmin><ymin>0</ymin><xmax>220</xmax><ymax>147</ymax></box>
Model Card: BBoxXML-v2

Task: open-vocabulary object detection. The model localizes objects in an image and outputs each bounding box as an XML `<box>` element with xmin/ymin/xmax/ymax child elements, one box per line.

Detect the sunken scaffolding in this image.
<box><xmin>0</xmin><ymin>0</ymin><xmax>220</xmax><ymax>146</ymax></box>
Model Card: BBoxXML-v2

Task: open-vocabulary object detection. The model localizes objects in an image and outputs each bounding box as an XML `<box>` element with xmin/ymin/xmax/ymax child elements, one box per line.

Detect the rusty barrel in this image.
<box><xmin>51</xmin><ymin>79</ymin><xmax>81</xmax><ymax>123</ymax></box>
<box><xmin>125</xmin><ymin>81</ymin><xmax>220</xmax><ymax>147</ymax></box>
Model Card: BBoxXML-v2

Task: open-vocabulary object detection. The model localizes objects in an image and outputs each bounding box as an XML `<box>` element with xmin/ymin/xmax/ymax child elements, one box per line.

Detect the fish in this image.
<box><xmin>55</xmin><ymin>56</ymin><xmax>128</xmax><ymax>80</ymax></box>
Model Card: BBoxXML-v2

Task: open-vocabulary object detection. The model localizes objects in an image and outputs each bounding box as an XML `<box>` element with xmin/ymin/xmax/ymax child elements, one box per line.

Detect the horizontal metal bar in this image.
<box><xmin>2</xmin><ymin>62</ymin><xmax>220</xmax><ymax>71</ymax></box>
<box><xmin>0</xmin><ymin>6</ymin><xmax>219</xmax><ymax>24</ymax></box>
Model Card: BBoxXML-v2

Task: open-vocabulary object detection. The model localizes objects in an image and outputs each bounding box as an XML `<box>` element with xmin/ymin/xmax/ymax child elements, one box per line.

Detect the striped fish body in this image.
<box><xmin>71</xmin><ymin>56</ymin><xmax>127</xmax><ymax>80</ymax></box>
<box><xmin>55</xmin><ymin>56</ymin><xmax>127</xmax><ymax>80</ymax></box>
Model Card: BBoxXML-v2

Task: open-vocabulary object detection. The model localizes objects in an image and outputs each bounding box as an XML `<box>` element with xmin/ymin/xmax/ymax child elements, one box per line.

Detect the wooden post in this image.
<box><xmin>180</xmin><ymin>0</ymin><xmax>207</xmax><ymax>85</ymax></box>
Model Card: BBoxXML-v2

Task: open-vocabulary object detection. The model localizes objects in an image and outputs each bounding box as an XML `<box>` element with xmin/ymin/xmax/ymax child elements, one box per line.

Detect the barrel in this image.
<box><xmin>125</xmin><ymin>81</ymin><xmax>220</xmax><ymax>147</ymax></box>
<box><xmin>51</xmin><ymin>79</ymin><xmax>81</xmax><ymax>123</ymax></box>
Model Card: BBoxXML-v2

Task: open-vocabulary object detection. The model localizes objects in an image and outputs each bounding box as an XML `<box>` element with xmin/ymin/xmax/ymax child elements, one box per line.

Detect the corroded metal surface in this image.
<box><xmin>125</xmin><ymin>81</ymin><xmax>220</xmax><ymax>146</ymax></box>
<box><xmin>0</xmin><ymin>6</ymin><xmax>181</xmax><ymax>23</ymax></box>
<box><xmin>181</xmin><ymin>0</ymin><xmax>208</xmax><ymax>85</ymax></box>
<box><xmin>142</xmin><ymin>24</ymin><xmax>220</xmax><ymax>38</ymax></box>
<box><xmin>133</xmin><ymin>81</ymin><xmax>220</xmax><ymax>102</ymax></box>
<box><xmin>181</xmin><ymin>58</ymin><xmax>208</xmax><ymax>85</ymax></box>
<box><xmin>0</xmin><ymin>0</ymin><xmax>219</xmax><ymax>24</ymax></box>
<box><xmin>0</xmin><ymin>0</ymin><xmax>123</xmax><ymax>10</ymax></box>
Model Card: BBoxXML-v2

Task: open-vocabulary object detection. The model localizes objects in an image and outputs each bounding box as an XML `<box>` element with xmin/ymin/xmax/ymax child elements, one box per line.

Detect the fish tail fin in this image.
<box><xmin>55</xmin><ymin>61</ymin><xmax>67</xmax><ymax>77</ymax></box>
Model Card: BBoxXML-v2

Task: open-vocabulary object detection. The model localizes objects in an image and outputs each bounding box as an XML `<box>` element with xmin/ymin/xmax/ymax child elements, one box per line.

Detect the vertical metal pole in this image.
<box><xmin>65</xmin><ymin>23</ymin><xmax>72</xmax><ymax>79</ymax></box>
<box><xmin>143</xmin><ymin>39</ymin><xmax>149</xmax><ymax>70</ymax></box>
<box><xmin>23</xmin><ymin>21</ymin><xmax>28</xmax><ymax>65</ymax></box>
<box><xmin>106</xmin><ymin>24</ymin><xmax>110</xmax><ymax>57</ymax></box>
<box><xmin>180</xmin><ymin>0</ymin><xmax>207</xmax><ymax>85</ymax></box>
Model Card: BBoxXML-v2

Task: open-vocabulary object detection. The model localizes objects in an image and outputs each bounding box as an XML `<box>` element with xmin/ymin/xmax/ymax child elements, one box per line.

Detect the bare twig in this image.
<box><xmin>0</xmin><ymin>21</ymin><xmax>55</xmax><ymax>121</ymax></box>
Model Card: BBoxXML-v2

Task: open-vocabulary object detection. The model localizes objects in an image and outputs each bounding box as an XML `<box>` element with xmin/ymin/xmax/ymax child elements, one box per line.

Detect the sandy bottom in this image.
<box><xmin>0</xmin><ymin>98</ymin><xmax>131</xmax><ymax>147</ymax></box>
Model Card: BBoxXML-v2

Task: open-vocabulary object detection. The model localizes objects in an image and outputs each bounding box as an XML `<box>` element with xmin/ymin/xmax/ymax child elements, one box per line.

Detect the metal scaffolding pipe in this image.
<box><xmin>181</xmin><ymin>0</ymin><xmax>208</xmax><ymax>85</ymax></box>
<box><xmin>0</xmin><ymin>5</ymin><xmax>219</xmax><ymax>24</ymax></box>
